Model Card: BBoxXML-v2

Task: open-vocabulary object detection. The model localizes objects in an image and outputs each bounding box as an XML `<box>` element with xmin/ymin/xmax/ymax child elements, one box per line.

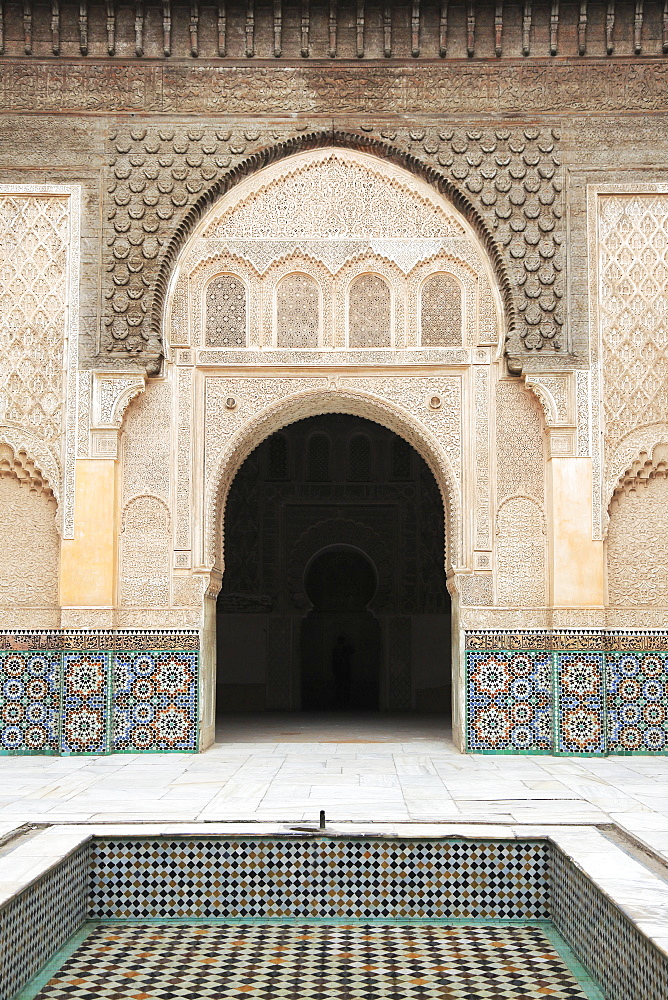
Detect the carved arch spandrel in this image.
<box><xmin>205</xmin><ymin>387</ymin><xmax>461</xmax><ymax>574</ymax></box>
<box><xmin>154</xmin><ymin>135</ymin><xmax>514</xmax><ymax>360</ymax></box>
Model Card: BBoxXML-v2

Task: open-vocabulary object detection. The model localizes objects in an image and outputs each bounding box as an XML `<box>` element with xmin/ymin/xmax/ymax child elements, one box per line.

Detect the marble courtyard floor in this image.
<box><xmin>0</xmin><ymin>714</ymin><xmax>668</xmax><ymax>868</ymax></box>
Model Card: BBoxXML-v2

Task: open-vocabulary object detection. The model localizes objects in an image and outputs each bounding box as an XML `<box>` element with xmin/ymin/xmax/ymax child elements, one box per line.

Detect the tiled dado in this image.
<box><xmin>3</xmin><ymin>828</ymin><xmax>668</xmax><ymax>1000</ymax></box>
<box><xmin>0</xmin><ymin>631</ymin><xmax>199</xmax><ymax>756</ymax></box>
<box><xmin>466</xmin><ymin>630</ymin><xmax>668</xmax><ymax>755</ymax></box>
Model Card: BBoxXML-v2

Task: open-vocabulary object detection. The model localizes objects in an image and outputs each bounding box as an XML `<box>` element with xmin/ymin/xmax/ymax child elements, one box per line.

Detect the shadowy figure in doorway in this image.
<box><xmin>332</xmin><ymin>635</ymin><xmax>354</xmax><ymax>709</ymax></box>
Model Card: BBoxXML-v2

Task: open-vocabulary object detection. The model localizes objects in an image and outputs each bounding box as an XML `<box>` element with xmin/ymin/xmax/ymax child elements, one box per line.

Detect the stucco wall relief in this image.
<box><xmin>104</xmin><ymin>128</ymin><xmax>563</xmax><ymax>365</ymax></box>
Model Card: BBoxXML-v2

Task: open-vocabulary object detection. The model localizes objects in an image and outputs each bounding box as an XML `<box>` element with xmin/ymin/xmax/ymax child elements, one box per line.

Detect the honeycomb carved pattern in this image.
<box><xmin>611</xmin><ymin>442</ymin><xmax>668</xmax><ymax>503</ymax></box>
<box><xmin>103</xmin><ymin>128</ymin><xmax>564</xmax><ymax>365</ymax></box>
<box><xmin>0</xmin><ymin>442</ymin><xmax>54</xmax><ymax>501</ymax></box>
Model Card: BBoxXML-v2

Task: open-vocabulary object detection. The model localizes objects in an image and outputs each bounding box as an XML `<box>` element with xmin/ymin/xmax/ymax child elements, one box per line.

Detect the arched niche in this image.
<box><xmin>164</xmin><ymin>147</ymin><xmax>504</xmax><ymax>356</ymax></box>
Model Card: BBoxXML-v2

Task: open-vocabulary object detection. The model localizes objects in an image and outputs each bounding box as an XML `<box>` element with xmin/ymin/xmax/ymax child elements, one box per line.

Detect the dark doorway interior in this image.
<box><xmin>301</xmin><ymin>546</ymin><xmax>381</xmax><ymax>710</ymax></box>
<box><xmin>216</xmin><ymin>413</ymin><xmax>451</xmax><ymax>721</ymax></box>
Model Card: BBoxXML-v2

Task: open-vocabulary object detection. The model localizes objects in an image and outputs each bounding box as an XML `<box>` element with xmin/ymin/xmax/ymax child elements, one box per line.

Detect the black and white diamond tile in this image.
<box><xmin>89</xmin><ymin>839</ymin><xmax>550</xmax><ymax>920</ymax></box>
<box><xmin>28</xmin><ymin>922</ymin><xmax>596</xmax><ymax>1000</ymax></box>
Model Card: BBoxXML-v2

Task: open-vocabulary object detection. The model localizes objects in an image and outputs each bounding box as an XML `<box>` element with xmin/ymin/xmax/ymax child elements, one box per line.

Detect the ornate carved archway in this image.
<box><xmin>206</xmin><ymin>386</ymin><xmax>460</xmax><ymax>577</ymax></box>
<box><xmin>154</xmin><ymin>131</ymin><xmax>514</xmax><ymax>358</ymax></box>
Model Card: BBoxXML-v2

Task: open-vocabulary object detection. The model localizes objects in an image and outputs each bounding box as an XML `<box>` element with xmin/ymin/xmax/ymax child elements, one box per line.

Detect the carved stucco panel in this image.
<box><xmin>0</xmin><ymin>474</ymin><xmax>59</xmax><ymax>611</ymax></box>
<box><xmin>94</xmin><ymin>374</ymin><xmax>146</xmax><ymax>428</ymax></box>
<box><xmin>338</xmin><ymin>376</ymin><xmax>461</xmax><ymax>486</ymax></box>
<box><xmin>0</xmin><ymin>185</ymin><xmax>81</xmax><ymax>535</ymax></box>
<box><xmin>104</xmin><ymin>130</ymin><xmax>561</xmax><ymax>361</ymax></box>
<box><xmin>187</xmin><ymin>253</ymin><xmax>259</xmax><ymax>350</ymax></box>
<box><xmin>458</xmin><ymin>574</ymin><xmax>494</xmax><ymax>607</ymax></box>
<box><xmin>204</xmin><ymin>377</ymin><xmax>330</xmax><ymax>490</ymax></box>
<box><xmin>608</xmin><ymin>475</ymin><xmax>668</xmax><ymax>608</ymax></box>
<box><xmin>576</xmin><ymin>369</ymin><xmax>591</xmax><ymax>458</ymax></box>
<box><xmin>76</xmin><ymin>371</ymin><xmax>92</xmax><ymax>459</ymax></box>
<box><xmin>202</xmin><ymin>151</ymin><xmax>468</xmax><ymax>240</ymax></box>
<box><xmin>264</xmin><ymin>256</ymin><xmax>332</xmax><ymax>350</ymax></box>
<box><xmin>493</xmin><ymin>377</ymin><xmax>547</xmax><ymax>608</ymax></box>
<box><xmin>473</xmin><ymin>364</ymin><xmax>491</xmax><ymax>551</ymax></box>
<box><xmin>176</xmin><ymin>368</ymin><xmax>193</xmax><ymax>552</ymax></box>
<box><xmin>119</xmin><ymin>494</ymin><xmax>171</xmax><ymax>607</ymax></box>
<box><xmin>121</xmin><ymin>380</ymin><xmax>172</xmax><ymax>506</ymax></box>
<box><xmin>406</xmin><ymin>257</ymin><xmax>477</xmax><ymax>349</ymax></box>
<box><xmin>496</xmin><ymin>496</ymin><xmax>547</xmax><ymax>608</ymax></box>
<box><xmin>495</xmin><ymin>379</ymin><xmax>546</xmax><ymax>505</ymax></box>
<box><xmin>525</xmin><ymin>373</ymin><xmax>574</xmax><ymax>426</ymax></box>
<box><xmin>596</xmin><ymin>191</ymin><xmax>668</xmax><ymax>513</ymax></box>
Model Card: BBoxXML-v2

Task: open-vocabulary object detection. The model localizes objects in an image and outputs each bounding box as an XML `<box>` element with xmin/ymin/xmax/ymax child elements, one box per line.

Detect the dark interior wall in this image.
<box><xmin>216</xmin><ymin>413</ymin><xmax>451</xmax><ymax>713</ymax></box>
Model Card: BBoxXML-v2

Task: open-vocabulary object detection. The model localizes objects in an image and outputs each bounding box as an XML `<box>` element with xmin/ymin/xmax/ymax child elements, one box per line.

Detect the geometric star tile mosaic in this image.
<box><xmin>23</xmin><ymin>922</ymin><xmax>600</xmax><ymax>1000</ymax></box>
<box><xmin>112</xmin><ymin>650</ymin><xmax>198</xmax><ymax>753</ymax></box>
<box><xmin>554</xmin><ymin>650</ymin><xmax>606</xmax><ymax>756</ymax></box>
<box><xmin>466</xmin><ymin>648</ymin><xmax>552</xmax><ymax>753</ymax></box>
<box><xmin>0</xmin><ymin>649</ymin><xmax>60</xmax><ymax>753</ymax></box>
<box><xmin>0</xmin><ymin>630</ymin><xmax>199</xmax><ymax>756</ymax></box>
<box><xmin>606</xmin><ymin>650</ymin><xmax>668</xmax><ymax>753</ymax></box>
<box><xmin>89</xmin><ymin>839</ymin><xmax>550</xmax><ymax>921</ymax></box>
<box><xmin>465</xmin><ymin>629</ymin><xmax>668</xmax><ymax>756</ymax></box>
<box><xmin>61</xmin><ymin>652</ymin><xmax>109</xmax><ymax>755</ymax></box>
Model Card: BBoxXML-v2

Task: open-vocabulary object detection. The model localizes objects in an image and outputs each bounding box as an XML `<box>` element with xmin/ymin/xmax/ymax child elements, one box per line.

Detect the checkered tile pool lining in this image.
<box><xmin>88</xmin><ymin>838</ymin><xmax>551</xmax><ymax>920</ymax></box>
<box><xmin>549</xmin><ymin>842</ymin><xmax>668</xmax><ymax>1000</ymax></box>
<box><xmin>0</xmin><ymin>631</ymin><xmax>198</xmax><ymax>755</ymax></box>
<box><xmin>0</xmin><ymin>845</ymin><xmax>88</xmax><ymax>1000</ymax></box>
<box><xmin>466</xmin><ymin>629</ymin><xmax>668</xmax><ymax>754</ymax></box>
<box><xmin>5</xmin><ymin>837</ymin><xmax>668</xmax><ymax>1000</ymax></box>
<box><xmin>22</xmin><ymin>922</ymin><xmax>600</xmax><ymax>1000</ymax></box>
